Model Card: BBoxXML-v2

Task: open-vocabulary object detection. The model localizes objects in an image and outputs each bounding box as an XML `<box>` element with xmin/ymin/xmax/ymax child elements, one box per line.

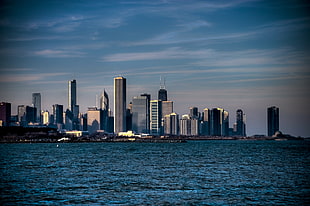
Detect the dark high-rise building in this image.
<box><xmin>189</xmin><ymin>107</ymin><xmax>199</xmax><ymax>119</ymax></box>
<box><xmin>68</xmin><ymin>80</ymin><xmax>77</xmax><ymax>112</ymax></box>
<box><xmin>53</xmin><ymin>104</ymin><xmax>64</xmax><ymax>125</ymax></box>
<box><xmin>268</xmin><ymin>106</ymin><xmax>279</xmax><ymax>136</ymax></box>
<box><xmin>236</xmin><ymin>109</ymin><xmax>246</xmax><ymax>136</ymax></box>
<box><xmin>132</xmin><ymin>95</ymin><xmax>149</xmax><ymax>134</ymax></box>
<box><xmin>158</xmin><ymin>89</ymin><xmax>167</xmax><ymax>101</ymax></box>
<box><xmin>0</xmin><ymin>102</ymin><xmax>11</xmax><ymax>126</ymax></box>
<box><xmin>32</xmin><ymin>93</ymin><xmax>41</xmax><ymax>123</ymax></box>
<box><xmin>100</xmin><ymin>90</ymin><xmax>109</xmax><ymax>132</ymax></box>
<box><xmin>210</xmin><ymin>108</ymin><xmax>223</xmax><ymax>136</ymax></box>
<box><xmin>201</xmin><ymin>108</ymin><xmax>210</xmax><ymax>135</ymax></box>
<box><xmin>222</xmin><ymin>110</ymin><xmax>229</xmax><ymax>137</ymax></box>
<box><xmin>114</xmin><ymin>77</ymin><xmax>127</xmax><ymax>134</ymax></box>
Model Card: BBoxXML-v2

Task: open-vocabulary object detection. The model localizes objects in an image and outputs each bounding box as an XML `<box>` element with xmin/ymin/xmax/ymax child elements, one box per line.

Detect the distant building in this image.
<box><xmin>53</xmin><ymin>104</ymin><xmax>63</xmax><ymax>130</ymax></box>
<box><xmin>222</xmin><ymin>110</ymin><xmax>229</xmax><ymax>136</ymax></box>
<box><xmin>158</xmin><ymin>77</ymin><xmax>167</xmax><ymax>101</ymax></box>
<box><xmin>68</xmin><ymin>79</ymin><xmax>79</xmax><ymax>130</ymax></box>
<box><xmin>267</xmin><ymin>106</ymin><xmax>279</xmax><ymax>136</ymax></box>
<box><xmin>0</xmin><ymin>102</ymin><xmax>11</xmax><ymax>126</ymax></box>
<box><xmin>201</xmin><ymin>108</ymin><xmax>210</xmax><ymax>135</ymax></box>
<box><xmin>162</xmin><ymin>101</ymin><xmax>173</xmax><ymax>117</ymax></box>
<box><xmin>114</xmin><ymin>77</ymin><xmax>127</xmax><ymax>134</ymax></box>
<box><xmin>236</xmin><ymin>109</ymin><xmax>246</xmax><ymax>136</ymax></box>
<box><xmin>132</xmin><ymin>95</ymin><xmax>149</xmax><ymax>134</ymax></box>
<box><xmin>99</xmin><ymin>90</ymin><xmax>110</xmax><ymax>132</ymax></box>
<box><xmin>180</xmin><ymin>114</ymin><xmax>191</xmax><ymax>136</ymax></box>
<box><xmin>210</xmin><ymin>108</ymin><xmax>224</xmax><ymax>136</ymax></box>
<box><xmin>189</xmin><ymin>107</ymin><xmax>199</xmax><ymax>120</ymax></box>
<box><xmin>87</xmin><ymin>107</ymin><xmax>101</xmax><ymax>134</ymax></box>
<box><xmin>32</xmin><ymin>93</ymin><xmax>41</xmax><ymax>123</ymax></box>
<box><xmin>164</xmin><ymin>113</ymin><xmax>179</xmax><ymax>135</ymax></box>
<box><xmin>42</xmin><ymin>110</ymin><xmax>49</xmax><ymax>125</ymax></box>
<box><xmin>150</xmin><ymin>100</ymin><xmax>162</xmax><ymax>135</ymax></box>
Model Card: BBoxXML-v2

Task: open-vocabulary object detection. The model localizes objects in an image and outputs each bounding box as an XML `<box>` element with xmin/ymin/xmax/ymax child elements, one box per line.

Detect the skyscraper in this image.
<box><xmin>114</xmin><ymin>77</ymin><xmax>126</xmax><ymax>134</ymax></box>
<box><xmin>162</xmin><ymin>101</ymin><xmax>173</xmax><ymax>117</ymax></box>
<box><xmin>189</xmin><ymin>107</ymin><xmax>199</xmax><ymax>119</ymax></box>
<box><xmin>132</xmin><ymin>95</ymin><xmax>149</xmax><ymax>134</ymax></box>
<box><xmin>180</xmin><ymin>114</ymin><xmax>191</xmax><ymax>136</ymax></box>
<box><xmin>87</xmin><ymin>107</ymin><xmax>101</xmax><ymax>134</ymax></box>
<box><xmin>158</xmin><ymin>77</ymin><xmax>167</xmax><ymax>101</ymax></box>
<box><xmin>222</xmin><ymin>110</ymin><xmax>229</xmax><ymax>136</ymax></box>
<box><xmin>268</xmin><ymin>106</ymin><xmax>279</xmax><ymax>136</ymax></box>
<box><xmin>210</xmin><ymin>108</ymin><xmax>223</xmax><ymax>136</ymax></box>
<box><xmin>68</xmin><ymin>80</ymin><xmax>77</xmax><ymax>112</ymax></box>
<box><xmin>53</xmin><ymin>104</ymin><xmax>63</xmax><ymax>130</ymax></box>
<box><xmin>201</xmin><ymin>108</ymin><xmax>210</xmax><ymax>135</ymax></box>
<box><xmin>32</xmin><ymin>93</ymin><xmax>41</xmax><ymax>123</ymax></box>
<box><xmin>164</xmin><ymin>113</ymin><xmax>179</xmax><ymax>135</ymax></box>
<box><xmin>236</xmin><ymin>109</ymin><xmax>246</xmax><ymax>136</ymax></box>
<box><xmin>150</xmin><ymin>100</ymin><xmax>162</xmax><ymax>135</ymax></box>
<box><xmin>99</xmin><ymin>90</ymin><xmax>109</xmax><ymax>131</ymax></box>
<box><xmin>0</xmin><ymin>102</ymin><xmax>11</xmax><ymax>126</ymax></box>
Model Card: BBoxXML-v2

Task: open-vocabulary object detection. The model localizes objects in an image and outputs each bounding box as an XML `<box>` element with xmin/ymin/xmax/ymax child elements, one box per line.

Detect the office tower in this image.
<box><xmin>158</xmin><ymin>77</ymin><xmax>167</xmax><ymax>101</ymax></box>
<box><xmin>268</xmin><ymin>106</ymin><xmax>279</xmax><ymax>136</ymax></box>
<box><xmin>87</xmin><ymin>107</ymin><xmax>101</xmax><ymax>134</ymax></box>
<box><xmin>42</xmin><ymin>110</ymin><xmax>49</xmax><ymax>125</ymax></box>
<box><xmin>99</xmin><ymin>90</ymin><xmax>109</xmax><ymax>111</ymax></box>
<box><xmin>18</xmin><ymin>105</ymin><xmax>26</xmax><ymax>124</ymax></box>
<box><xmin>26</xmin><ymin>106</ymin><xmax>36</xmax><ymax>124</ymax></box>
<box><xmin>132</xmin><ymin>95</ymin><xmax>150</xmax><ymax>134</ymax></box>
<box><xmin>141</xmin><ymin>93</ymin><xmax>151</xmax><ymax>132</ymax></box>
<box><xmin>180</xmin><ymin>114</ymin><xmax>191</xmax><ymax>136</ymax></box>
<box><xmin>189</xmin><ymin>107</ymin><xmax>199</xmax><ymax>119</ymax></box>
<box><xmin>162</xmin><ymin>101</ymin><xmax>173</xmax><ymax>117</ymax></box>
<box><xmin>32</xmin><ymin>93</ymin><xmax>41</xmax><ymax>123</ymax></box>
<box><xmin>190</xmin><ymin>118</ymin><xmax>199</xmax><ymax>136</ymax></box>
<box><xmin>0</xmin><ymin>102</ymin><xmax>11</xmax><ymax>126</ymax></box>
<box><xmin>236</xmin><ymin>109</ymin><xmax>246</xmax><ymax>136</ymax></box>
<box><xmin>222</xmin><ymin>110</ymin><xmax>229</xmax><ymax>136</ymax></box>
<box><xmin>201</xmin><ymin>108</ymin><xmax>210</xmax><ymax>135</ymax></box>
<box><xmin>99</xmin><ymin>90</ymin><xmax>109</xmax><ymax>131</ymax></box>
<box><xmin>53</xmin><ymin>104</ymin><xmax>63</xmax><ymax>130</ymax></box>
<box><xmin>150</xmin><ymin>100</ymin><xmax>162</xmax><ymax>135</ymax></box>
<box><xmin>68</xmin><ymin>80</ymin><xmax>77</xmax><ymax>112</ymax></box>
<box><xmin>164</xmin><ymin>113</ymin><xmax>179</xmax><ymax>135</ymax></box>
<box><xmin>114</xmin><ymin>77</ymin><xmax>126</xmax><ymax>134</ymax></box>
<box><xmin>210</xmin><ymin>108</ymin><xmax>223</xmax><ymax>136</ymax></box>
<box><xmin>79</xmin><ymin>113</ymin><xmax>88</xmax><ymax>131</ymax></box>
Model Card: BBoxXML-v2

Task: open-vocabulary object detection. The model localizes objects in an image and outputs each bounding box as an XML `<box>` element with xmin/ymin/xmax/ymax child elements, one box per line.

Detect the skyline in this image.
<box><xmin>0</xmin><ymin>0</ymin><xmax>310</xmax><ymax>137</ymax></box>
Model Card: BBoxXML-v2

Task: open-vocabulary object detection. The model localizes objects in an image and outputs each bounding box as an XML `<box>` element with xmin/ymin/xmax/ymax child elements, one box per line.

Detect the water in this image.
<box><xmin>1</xmin><ymin>140</ymin><xmax>309</xmax><ymax>205</ymax></box>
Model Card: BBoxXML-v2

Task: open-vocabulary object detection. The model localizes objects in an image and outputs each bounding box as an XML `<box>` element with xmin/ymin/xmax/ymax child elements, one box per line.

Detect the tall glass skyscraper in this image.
<box><xmin>114</xmin><ymin>77</ymin><xmax>126</xmax><ymax>134</ymax></box>
<box><xmin>236</xmin><ymin>109</ymin><xmax>246</xmax><ymax>136</ymax></box>
<box><xmin>68</xmin><ymin>79</ymin><xmax>77</xmax><ymax>112</ymax></box>
<box><xmin>32</xmin><ymin>93</ymin><xmax>41</xmax><ymax>123</ymax></box>
<box><xmin>132</xmin><ymin>95</ymin><xmax>149</xmax><ymax>134</ymax></box>
<box><xmin>0</xmin><ymin>102</ymin><xmax>11</xmax><ymax>126</ymax></box>
<box><xmin>267</xmin><ymin>106</ymin><xmax>279</xmax><ymax>136</ymax></box>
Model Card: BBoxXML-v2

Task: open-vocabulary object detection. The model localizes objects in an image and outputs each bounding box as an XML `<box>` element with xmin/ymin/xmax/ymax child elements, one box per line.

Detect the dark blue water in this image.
<box><xmin>1</xmin><ymin>140</ymin><xmax>309</xmax><ymax>205</ymax></box>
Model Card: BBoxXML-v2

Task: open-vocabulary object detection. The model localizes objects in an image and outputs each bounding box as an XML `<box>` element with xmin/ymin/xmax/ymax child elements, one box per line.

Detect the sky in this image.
<box><xmin>0</xmin><ymin>0</ymin><xmax>309</xmax><ymax>137</ymax></box>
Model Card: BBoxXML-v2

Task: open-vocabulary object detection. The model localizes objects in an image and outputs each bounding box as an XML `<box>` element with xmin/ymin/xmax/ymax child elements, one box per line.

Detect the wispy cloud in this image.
<box><xmin>34</xmin><ymin>49</ymin><xmax>85</xmax><ymax>58</ymax></box>
<box><xmin>0</xmin><ymin>72</ymin><xmax>69</xmax><ymax>83</ymax></box>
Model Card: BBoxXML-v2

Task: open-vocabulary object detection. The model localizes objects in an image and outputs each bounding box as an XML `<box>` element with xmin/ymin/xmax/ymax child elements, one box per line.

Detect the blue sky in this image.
<box><xmin>0</xmin><ymin>0</ymin><xmax>309</xmax><ymax>136</ymax></box>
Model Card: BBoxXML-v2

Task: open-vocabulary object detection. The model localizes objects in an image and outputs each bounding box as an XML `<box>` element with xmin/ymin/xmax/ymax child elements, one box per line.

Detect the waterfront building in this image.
<box><xmin>162</xmin><ymin>101</ymin><xmax>173</xmax><ymax>117</ymax></box>
<box><xmin>68</xmin><ymin>79</ymin><xmax>79</xmax><ymax>130</ymax></box>
<box><xmin>189</xmin><ymin>107</ymin><xmax>199</xmax><ymax>119</ymax></box>
<box><xmin>17</xmin><ymin>105</ymin><xmax>36</xmax><ymax>126</ymax></box>
<box><xmin>114</xmin><ymin>77</ymin><xmax>127</xmax><ymax>134</ymax></box>
<box><xmin>180</xmin><ymin>114</ymin><xmax>191</xmax><ymax>136</ymax></box>
<box><xmin>236</xmin><ymin>109</ymin><xmax>246</xmax><ymax>136</ymax></box>
<box><xmin>87</xmin><ymin>107</ymin><xmax>101</xmax><ymax>134</ymax></box>
<box><xmin>99</xmin><ymin>90</ymin><xmax>109</xmax><ymax>132</ymax></box>
<box><xmin>32</xmin><ymin>93</ymin><xmax>41</xmax><ymax>123</ymax></box>
<box><xmin>164</xmin><ymin>113</ymin><xmax>179</xmax><ymax>135</ymax></box>
<box><xmin>53</xmin><ymin>104</ymin><xmax>63</xmax><ymax>130</ymax></box>
<box><xmin>150</xmin><ymin>100</ymin><xmax>162</xmax><ymax>135</ymax></box>
<box><xmin>222</xmin><ymin>110</ymin><xmax>229</xmax><ymax>136</ymax></box>
<box><xmin>210</xmin><ymin>108</ymin><xmax>223</xmax><ymax>136</ymax></box>
<box><xmin>268</xmin><ymin>106</ymin><xmax>279</xmax><ymax>136</ymax></box>
<box><xmin>132</xmin><ymin>95</ymin><xmax>149</xmax><ymax>134</ymax></box>
<box><xmin>42</xmin><ymin>110</ymin><xmax>49</xmax><ymax>125</ymax></box>
<box><xmin>158</xmin><ymin>78</ymin><xmax>167</xmax><ymax>101</ymax></box>
<box><xmin>190</xmin><ymin>118</ymin><xmax>199</xmax><ymax>136</ymax></box>
<box><xmin>201</xmin><ymin>108</ymin><xmax>210</xmax><ymax>135</ymax></box>
<box><xmin>0</xmin><ymin>102</ymin><xmax>11</xmax><ymax>126</ymax></box>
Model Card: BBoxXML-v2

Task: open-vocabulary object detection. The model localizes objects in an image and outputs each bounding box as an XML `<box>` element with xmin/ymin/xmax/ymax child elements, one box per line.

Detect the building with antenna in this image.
<box><xmin>158</xmin><ymin>77</ymin><xmax>167</xmax><ymax>101</ymax></box>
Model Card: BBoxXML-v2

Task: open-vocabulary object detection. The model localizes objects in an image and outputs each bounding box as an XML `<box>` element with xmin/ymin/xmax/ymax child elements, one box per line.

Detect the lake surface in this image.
<box><xmin>1</xmin><ymin>140</ymin><xmax>309</xmax><ymax>205</ymax></box>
